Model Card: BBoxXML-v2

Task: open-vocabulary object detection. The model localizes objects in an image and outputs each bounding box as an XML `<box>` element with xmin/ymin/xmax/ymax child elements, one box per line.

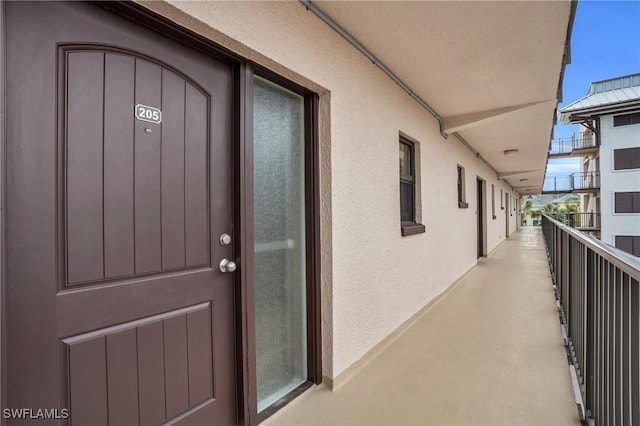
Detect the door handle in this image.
<box><xmin>219</xmin><ymin>259</ymin><xmax>237</xmax><ymax>273</ymax></box>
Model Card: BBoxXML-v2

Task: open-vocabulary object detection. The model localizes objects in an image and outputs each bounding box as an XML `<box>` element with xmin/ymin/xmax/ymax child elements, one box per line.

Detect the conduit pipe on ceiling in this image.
<box><xmin>453</xmin><ymin>133</ymin><xmax>499</xmax><ymax>176</ymax></box>
<box><xmin>300</xmin><ymin>0</ymin><xmax>446</xmax><ymax>139</ymax></box>
<box><xmin>300</xmin><ymin>0</ymin><xmax>500</xmax><ymax>179</ymax></box>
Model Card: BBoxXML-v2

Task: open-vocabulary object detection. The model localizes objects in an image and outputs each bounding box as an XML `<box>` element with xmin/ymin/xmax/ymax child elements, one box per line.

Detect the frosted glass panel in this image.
<box><xmin>253</xmin><ymin>76</ymin><xmax>307</xmax><ymax>412</ymax></box>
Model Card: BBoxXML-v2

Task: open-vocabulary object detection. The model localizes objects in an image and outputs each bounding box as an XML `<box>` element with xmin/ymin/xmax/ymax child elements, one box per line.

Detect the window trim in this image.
<box><xmin>400</xmin><ymin>137</ymin><xmax>425</xmax><ymax>236</ymax></box>
<box><xmin>457</xmin><ymin>165</ymin><xmax>468</xmax><ymax>208</ymax></box>
<box><xmin>613</xmin><ymin>191</ymin><xmax>640</xmax><ymax>214</ymax></box>
<box><xmin>614</xmin><ymin>234</ymin><xmax>640</xmax><ymax>257</ymax></box>
<box><xmin>613</xmin><ymin>147</ymin><xmax>640</xmax><ymax>171</ymax></box>
<box><xmin>612</xmin><ymin>112</ymin><xmax>640</xmax><ymax>127</ymax></box>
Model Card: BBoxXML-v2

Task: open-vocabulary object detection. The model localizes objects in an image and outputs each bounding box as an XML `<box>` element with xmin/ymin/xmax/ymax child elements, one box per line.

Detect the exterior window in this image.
<box><xmin>614</xmin><ymin>147</ymin><xmax>640</xmax><ymax>170</ymax></box>
<box><xmin>491</xmin><ymin>184</ymin><xmax>496</xmax><ymax>219</ymax></box>
<box><xmin>457</xmin><ymin>165</ymin><xmax>468</xmax><ymax>208</ymax></box>
<box><xmin>614</xmin><ymin>191</ymin><xmax>640</xmax><ymax>213</ymax></box>
<box><xmin>615</xmin><ymin>235</ymin><xmax>640</xmax><ymax>257</ymax></box>
<box><xmin>613</xmin><ymin>112</ymin><xmax>640</xmax><ymax>127</ymax></box>
<box><xmin>400</xmin><ymin>138</ymin><xmax>424</xmax><ymax>236</ymax></box>
<box><xmin>500</xmin><ymin>189</ymin><xmax>504</xmax><ymax>209</ymax></box>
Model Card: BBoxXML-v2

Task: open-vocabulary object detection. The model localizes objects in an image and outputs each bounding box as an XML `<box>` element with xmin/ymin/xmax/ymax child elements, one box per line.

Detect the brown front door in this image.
<box><xmin>5</xmin><ymin>2</ymin><xmax>237</xmax><ymax>424</ymax></box>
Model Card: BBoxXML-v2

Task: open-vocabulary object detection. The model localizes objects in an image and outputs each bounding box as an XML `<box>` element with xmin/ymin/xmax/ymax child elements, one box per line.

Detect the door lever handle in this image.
<box><xmin>219</xmin><ymin>259</ymin><xmax>237</xmax><ymax>273</ymax></box>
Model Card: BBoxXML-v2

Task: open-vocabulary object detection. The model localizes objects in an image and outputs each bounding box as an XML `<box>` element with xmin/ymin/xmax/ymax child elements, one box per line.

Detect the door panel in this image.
<box><xmin>6</xmin><ymin>2</ymin><xmax>236</xmax><ymax>424</ymax></box>
<box><xmin>63</xmin><ymin>47</ymin><xmax>212</xmax><ymax>287</ymax></box>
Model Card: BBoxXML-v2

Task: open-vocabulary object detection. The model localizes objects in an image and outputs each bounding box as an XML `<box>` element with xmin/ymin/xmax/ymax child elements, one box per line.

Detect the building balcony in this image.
<box><xmin>549</xmin><ymin>133</ymin><xmax>598</xmax><ymax>158</ymax></box>
<box><xmin>542</xmin><ymin>171</ymin><xmax>600</xmax><ymax>194</ymax></box>
<box><xmin>547</xmin><ymin>212</ymin><xmax>601</xmax><ymax>232</ymax></box>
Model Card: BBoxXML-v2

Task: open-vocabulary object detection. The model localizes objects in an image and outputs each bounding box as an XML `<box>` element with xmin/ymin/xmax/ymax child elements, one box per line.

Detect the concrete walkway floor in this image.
<box><xmin>265</xmin><ymin>228</ymin><xmax>582</xmax><ymax>426</ymax></box>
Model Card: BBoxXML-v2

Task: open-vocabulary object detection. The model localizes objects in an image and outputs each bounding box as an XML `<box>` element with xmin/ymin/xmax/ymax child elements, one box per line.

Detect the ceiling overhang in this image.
<box><xmin>306</xmin><ymin>0</ymin><xmax>576</xmax><ymax>195</ymax></box>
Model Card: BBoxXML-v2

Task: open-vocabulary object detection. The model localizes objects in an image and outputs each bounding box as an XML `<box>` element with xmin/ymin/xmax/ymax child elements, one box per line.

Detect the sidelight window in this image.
<box><xmin>253</xmin><ymin>76</ymin><xmax>317</xmax><ymax>415</ymax></box>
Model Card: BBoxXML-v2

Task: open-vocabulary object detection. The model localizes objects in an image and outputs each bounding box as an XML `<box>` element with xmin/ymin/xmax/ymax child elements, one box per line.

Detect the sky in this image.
<box><xmin>545</xmin><ymin>0</ymin><xmax>640</xmax><ymax>178</ymax></box>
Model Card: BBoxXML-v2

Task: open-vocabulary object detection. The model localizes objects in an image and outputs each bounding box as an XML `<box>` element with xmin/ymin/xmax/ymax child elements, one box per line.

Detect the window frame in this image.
<box><xmin>399</xmin><ymin>137</ymin><xmax>425</xmax><ymax>236</ymax></box>
<box><xmin>613</xmin><ymin>147</ymin><xmax>640</xmax><ymax>171</ymax></box>
<box><xmin>613</xmin><ymin>112</ymin><xmax>640</xmax><ymax>127</ymax></box>
<box><xmin>250</xmin><ymin>72</ymin><xmax>320</xmax><ymax>421</ymax></box>
<box><xmin>614</xmin><ymin>191</ymin><xmax>640</xmax><ymax>214</ymax></box>
<box><xmin>615</xmin><ymin>235</ymin><xmax>640</xmax><ymax>257</ymax></box>
<box><xmin>457</xmin><ymin>165</ymin><xmax>468</xmax><ymax>208</ymax></box>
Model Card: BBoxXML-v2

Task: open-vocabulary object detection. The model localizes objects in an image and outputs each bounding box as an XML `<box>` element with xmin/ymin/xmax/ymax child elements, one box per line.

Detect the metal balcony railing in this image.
<box><xmin>542</xmin><ymin>171</ymin><xmax>600</xmax><ymax>194</ymax></box>
<box><xmin>547</xmin><ymin>212</ymin><xmax>601</xmax><ymax>230</ymax></box>
<box><xmin>549</xmin><ymin>133</ymin><xmax>597</xmax><ymax>156</ymax></box>
<box><xmin>542</xmin><ymin>215</ymin><xmax>640</xmax><ymax>425</ymax></box>
<box><xmin>572</xmin><ymin>171</ymin><xmax>600</xmax><ymax>191</ymax></box>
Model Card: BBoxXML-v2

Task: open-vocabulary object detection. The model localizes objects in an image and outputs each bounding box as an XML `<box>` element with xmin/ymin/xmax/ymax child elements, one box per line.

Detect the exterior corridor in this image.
<box><xmin>266</xmin><ymin>228</ymin><xmax>582</xmax><ymax>425</ymax></box>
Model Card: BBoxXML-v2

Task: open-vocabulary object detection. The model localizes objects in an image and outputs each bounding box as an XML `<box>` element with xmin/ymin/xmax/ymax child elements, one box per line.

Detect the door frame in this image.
<box><xmin>476</xmin><ymin>177</ymin><xmax>486</xmax><ymax>258</ymax></box>
<box><xmin>505</xmin><ymin>193</ymin><xmax>510</xmax><ymax>238</ymax></box>
<box><xmin>0</xmin><ymin>2</ymin><xmax>322</xmax><ymax>425</ymax></box>
<box><xmin>0</xmin><ymin>1</ymin><xmax>7</xmax><ymax>420</ymax></box>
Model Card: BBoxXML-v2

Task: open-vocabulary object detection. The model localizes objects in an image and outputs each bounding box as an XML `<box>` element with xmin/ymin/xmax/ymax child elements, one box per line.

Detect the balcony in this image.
<box><xmin>549</xmin><ymin>133</ymin><xmax>598</xmax><ymax>158</ymax></box>
<box><xmin>263</xmin><ymin>222</ymin><xmax>640</xmax><ymax>426</ymax></box>
<box><xmin>542</xmin><ymin>215</ymin><xmax>640</xmax><ymax>425</ymax></box>
<box><xmin>265</xmin><ymin>228</ymin><xmax>584</xmax><ymax>425</ymax></box>
<box><xmin>547</xmin><ymin>212</ymin><xmax>601</xmax><ymax>232</ymax></box>
<box><xmin>542</xmin><ymin>171</ymin><xmax>600</xmax><ymax>194</ymax></box>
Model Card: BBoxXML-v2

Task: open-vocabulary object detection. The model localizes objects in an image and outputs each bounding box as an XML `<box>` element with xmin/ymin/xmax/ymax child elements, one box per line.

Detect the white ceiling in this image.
<box><xmin>314</xmin><ymin>0</ymin><xmax>574</xmax><ymax>194</ymax></box>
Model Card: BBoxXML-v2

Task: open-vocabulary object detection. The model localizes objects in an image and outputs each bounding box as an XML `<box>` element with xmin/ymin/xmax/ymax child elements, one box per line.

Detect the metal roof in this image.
<box><xmin>559</xmin><ymin>73</ymin><xmax>640</xmax><ymax>116</ymax></box>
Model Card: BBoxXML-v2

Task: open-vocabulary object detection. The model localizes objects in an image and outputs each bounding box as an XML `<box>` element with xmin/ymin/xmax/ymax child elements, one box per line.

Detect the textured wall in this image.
<box><xmin>139</xmin><ymin>0</ymin><xmax>520</xmax><ymax>379</ymax></box>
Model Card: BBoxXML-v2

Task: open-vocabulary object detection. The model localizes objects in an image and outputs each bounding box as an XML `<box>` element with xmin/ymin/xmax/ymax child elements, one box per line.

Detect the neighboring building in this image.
<box><xmin>558</xmin><ymin>74</ymin><xmax>640</xmax><ymax>256</ymax></box>
<box><xmin>0</xmin><ymin>2</ymin><xmax>574</xmax><ymax>423</ymax></box>
<box><xmin>521</xmin><ymin>194</ymin><xmax>580</xmax><ymax>226</ymax></box>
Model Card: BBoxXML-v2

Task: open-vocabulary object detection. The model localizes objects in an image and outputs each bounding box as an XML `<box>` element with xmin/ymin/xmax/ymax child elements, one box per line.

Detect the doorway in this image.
<box><xmin>505</xmin><ymin>193</ymin><xmax>510</xmax><ymax>238</ymax></box>
<box><xmin>477</xmin><ymin>178</ymin><xmax>486</xmax><ymax>258</ymax></box>
<box><xmin>4</xmin><ymin>2</ymin><xmax>237</xmax><ymax>423</ymax></box>
<box><xmin>2</xmin><ymin>2</ymin><xmax>321</xmax><ymax>425</ymax></box>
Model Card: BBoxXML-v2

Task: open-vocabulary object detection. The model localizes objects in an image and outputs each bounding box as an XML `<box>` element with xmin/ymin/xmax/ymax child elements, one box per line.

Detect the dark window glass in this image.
<box><xmin>614</xmin><ymin>147</ymin><xmax>640</xmax><ymax>170</ymax></box>
<box><xmin>400</xmin><ymin>139</ymin><xmax>415</xmax><ymax>223</ymax></box>
<box><xmin>614</xmin><ymin>192</ymin><xmax>640</xmax><ymax>213</ymax></box>
<box><xmin>615</xmin><ymin>235</ymin><xmax>640</xmax><ymax>257</ymax></box>
<box><xmin>613</xmin><ymin>112</ymin><xmax>640</xmax><ymax>127</ymax></box>
<box><xmin>458</xmin><ymin>166</ymin><xmax>467</xmax><ymax>208</ymax></box>
<box><xmin>457</xmin><ymin>167</ymin><xmax>463</xmax><ymax>202</ymax></box>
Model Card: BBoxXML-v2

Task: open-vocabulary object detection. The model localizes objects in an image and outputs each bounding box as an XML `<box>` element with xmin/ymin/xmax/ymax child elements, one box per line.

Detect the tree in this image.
<box><xmin>565</xmin><ymin>203</ymin><xmax>579</xmax><ymax>212</ymax></box>
<box><xmin>542</xmin><ymin>203</ymin><xmax>558</xmax><ymax>214</ymax></box>
<box><xmin>521</xmin><ymin>199</ymin><xmax>533</xmax><ymax>226</ymax></box>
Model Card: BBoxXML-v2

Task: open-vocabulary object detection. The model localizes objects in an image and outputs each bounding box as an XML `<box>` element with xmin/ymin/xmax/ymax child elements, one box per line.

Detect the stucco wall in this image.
<box><xmin>139</xmin><ymin>0</ymin><xmax>520</xmax><ymax>380</ymax></box>
<box><xmin>599</xmin><ymin>114</ymin><xmax>640</xmax><ymax>246</ymax></box>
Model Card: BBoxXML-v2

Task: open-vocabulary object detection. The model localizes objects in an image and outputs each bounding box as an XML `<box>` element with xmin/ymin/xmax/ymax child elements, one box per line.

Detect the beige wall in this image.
<box><xmin>140</xmin><ymin>0</ymin><xmax>520</xmax><ymax>381</ymax></box>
